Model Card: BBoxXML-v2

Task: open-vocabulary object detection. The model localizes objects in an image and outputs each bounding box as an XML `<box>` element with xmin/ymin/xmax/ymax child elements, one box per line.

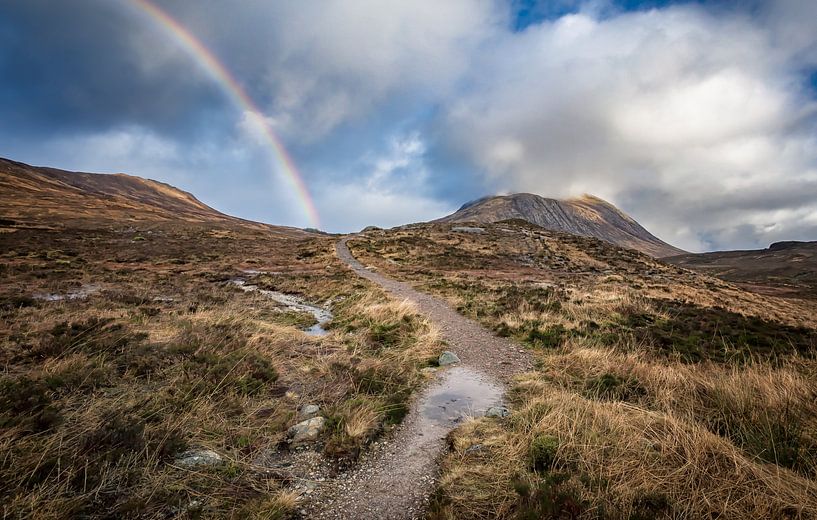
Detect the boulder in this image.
<box><xmin>451</xmin><ymin>226</ymin><xmax>485</xmax><ymax>234</ymax></box>
<box><xmin>288</xmin><ymin>416</ymin><xmax>326</xmax><ymax>446</ymax></box>
<box><xmin>485</xmin><ymin>406</ymin><xmax>510</xmax><ymax>418</ymax></box>
<box><xmin>175</xmin><ymin>449</ymin><xmax>223</xmax><ymax>468</ymax></box>
<box><xmin>438</xmin><ymin>351</ymin><xmax>461</xmax><ymax>366</ymax></box>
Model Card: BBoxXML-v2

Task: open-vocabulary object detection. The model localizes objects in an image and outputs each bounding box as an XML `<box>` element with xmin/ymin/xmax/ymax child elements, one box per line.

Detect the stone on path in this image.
<box><xmin>485</xmin><ymin>405</ymin><xmax>509</xmax><ymax>418</ymax></box>
<box><xmin>438</xmin><ymin>351</ymin><xmax>461</xmax><ymax>366</ymax></box>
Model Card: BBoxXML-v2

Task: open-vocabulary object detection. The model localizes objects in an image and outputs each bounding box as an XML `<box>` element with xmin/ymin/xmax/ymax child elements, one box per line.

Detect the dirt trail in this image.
<box><xmin>299</xmin><ymin>239</ymin><xmax>532</xmax><ymax>519</ymax></box>
<box><xmin>335</xmin><ymin>238</ymin><xmax>532</xmax><ymax>380</ymax></box>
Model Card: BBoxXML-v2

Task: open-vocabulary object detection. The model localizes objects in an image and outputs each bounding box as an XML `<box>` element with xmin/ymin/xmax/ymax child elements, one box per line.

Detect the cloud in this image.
<box><xmin>173</xmin><ymin>0</ymin><xmax>503</xmax><ymax>142</ymax></box>
<box><xmin>315</xmin><ymin>133</ymin><xmax>455</xmax><ymax>231</ymax></box>
<box><xmin>2</xmin><ymin>0</ymin><xmax>817</xmax><ymax>250</ymax></box>
<box><xmin>430</xmin><ymin>5</ymin><xmax>817</xmax><ymax>251</ymax></box>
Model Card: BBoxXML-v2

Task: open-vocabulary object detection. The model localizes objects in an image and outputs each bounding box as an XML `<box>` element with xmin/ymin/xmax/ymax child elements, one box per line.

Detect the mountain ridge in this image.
<box><xmin>0</xmin><ymin>157</ymin><xmax>309</xmax><ymax>236</ymax></box>
<box><xmin>436</xmin><ymin>192</ymin><xmax>685</xmax><ymax>258</ymax></box>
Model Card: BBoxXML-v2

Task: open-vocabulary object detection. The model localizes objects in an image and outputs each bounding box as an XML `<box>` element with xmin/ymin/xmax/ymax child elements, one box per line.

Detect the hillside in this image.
<box><xmin>2</xmin><ymin>156</ymin><xmax>817</xmax><ymax>518</ymax></box>
<box><xmin>0</xmin><ymin>157</ymin><xmax>306</xmax><ymax>236</ymax></box>
<box><xmin>0</xmin><ymin>159</ymin><xmax>440</xmax><ymax>517</ymax></box>
<box><xmin>668</xmin><ymin>240</ymin><xmax>817</xmax><ymax>299</ymax></box>
<box><xmin>347</xmin><ymin>221</ymin><xmax>817</xmax><ymax>518</ymax></box>
<box><xmin>436</xmin><ymin>193</ymin><xmax>685</xmax><ymax>258</ymax></box>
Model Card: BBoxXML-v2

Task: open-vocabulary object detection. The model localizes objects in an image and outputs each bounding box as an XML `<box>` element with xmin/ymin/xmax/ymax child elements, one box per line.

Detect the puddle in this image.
<box><xmin>420</xmin><ymin>366</ymin><xmax>504</xmax><ymax>427</ymax></box>
<box><xmin>34</xmin><ymin>284</ymin><xmax>101</xmax><ymax>302</ymax></box>
<box><xmin>230</xmin><ymin>279</ymin><xmax>332</xmax><ymax>336</ymax></box>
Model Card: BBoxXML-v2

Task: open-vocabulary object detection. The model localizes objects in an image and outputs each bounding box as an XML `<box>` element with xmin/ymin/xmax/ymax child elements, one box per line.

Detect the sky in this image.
<box><xmin>1</xmin><ymin>0</ymin><xmax>816</xmax><ymax>251</ymax></box>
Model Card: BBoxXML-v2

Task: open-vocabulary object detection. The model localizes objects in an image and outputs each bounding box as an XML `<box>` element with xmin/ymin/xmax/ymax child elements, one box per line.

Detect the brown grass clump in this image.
<box><xmin>432</xmin><ymin>387</ymin><xmax>817</xmax><ymax>519</ymax></box>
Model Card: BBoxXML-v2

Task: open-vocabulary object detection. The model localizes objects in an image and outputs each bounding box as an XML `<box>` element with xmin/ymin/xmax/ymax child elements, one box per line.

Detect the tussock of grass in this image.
<box><xmin>433</xmin><ymin>385</ymin><xmax>817</xmax><ymax>519</ymax></box>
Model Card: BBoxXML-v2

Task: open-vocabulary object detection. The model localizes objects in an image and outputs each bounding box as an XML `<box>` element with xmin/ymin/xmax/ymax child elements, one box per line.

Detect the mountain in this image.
<box><xmin>436</xmin><ymin>193</ymin><xmax>685</xmax><ymax>257</ymax></box>
<box><xmin>667</xmin><ymin>241</ymin><xmax>817</xmax><ymax>299</ymax></box>
<box><xmin>0</xmin><ymin>157</ymin><xmax>306</xmax><ymax>235</ymax></box>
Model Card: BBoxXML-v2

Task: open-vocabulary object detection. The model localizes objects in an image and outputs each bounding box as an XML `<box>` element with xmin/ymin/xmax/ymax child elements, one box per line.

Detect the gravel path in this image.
<box><xmin>335</xmin><ymin>238</ymin><xmax>533</xmax><ymax>380</ymax></box>
<box><xmin>298</xmin><ymin>239</ymin><xmax>533</xmax><ymax>519</ymax></box>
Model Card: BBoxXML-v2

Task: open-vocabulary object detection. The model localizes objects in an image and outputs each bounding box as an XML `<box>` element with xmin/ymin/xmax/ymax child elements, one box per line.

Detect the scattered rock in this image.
<box><xmin>298</xmin><ymin>404</ymin><xmax>321</xmax><ymax>420</ymax></box>
<box><xmin>464</xmin><ymin>444</ymin><xmax>484</xmax><ymax>454</ymax></box>
<box><xmin>175</xmin><ymin>449</ymin><xmax>223</xmax><ymax>468</ymax></box>
<box><xmin>451</xmin><ymin>226</ymin><xmax>485</xmax><ymax>234</ymax></box>
<box><xmin>438</xmin><ymin>351</ymin><xmax>461</xmax><ymax>366</ymax></box>
<box><xmin>288</xmin><ymin>416</ymin><xmax>326</xmax><ymax>446</ymax></box>
<box><xmin>485</xmin><ymin>406</ymin><xmax>509</xmax><ymax>418</ymax></box>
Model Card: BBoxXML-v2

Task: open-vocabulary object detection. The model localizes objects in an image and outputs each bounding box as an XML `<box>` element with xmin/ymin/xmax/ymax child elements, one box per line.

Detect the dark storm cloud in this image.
<box><xmin>0</xmin><ymin>0</ymin><xmax>227</xmax><ymax>139</ymax></box>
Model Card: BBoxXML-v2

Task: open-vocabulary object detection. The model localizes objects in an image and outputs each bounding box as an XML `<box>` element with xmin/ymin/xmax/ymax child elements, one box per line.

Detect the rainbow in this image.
<box><xmin>127</xmin><ymin>0</ymin><xmax>321</xmax><ymax>228</ymax></box>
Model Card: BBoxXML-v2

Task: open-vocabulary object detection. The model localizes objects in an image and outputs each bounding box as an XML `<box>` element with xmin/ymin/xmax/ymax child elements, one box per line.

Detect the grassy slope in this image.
<box><xmin>0</xmin><ymin>222</ymin><xmax>442</xmax><ymax>518</ymax></box>
<box><xmin>349</xmin><ymin>221</ymin><xmax>817</xmax><ymax>519</ymax></box>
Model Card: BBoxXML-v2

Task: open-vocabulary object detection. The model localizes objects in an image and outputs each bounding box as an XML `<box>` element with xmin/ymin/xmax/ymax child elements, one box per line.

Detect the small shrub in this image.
<box><xmin>584</xmin><ymin>373</ymin><xmax>646</xmax><ymax>402</ymax></box>
<box><xmin>529</xmin><ymin>434</ymin><xmax>560</xmax><ymax>472</ymax></box>
<box><xmin>525</xmin><ymin>324</ymin><xmax>567</xmax><ymax>349</ymax></box>
<box><xmin>630</xmin><ymin>491</ymin><xmax>672</xmax><ymax>520</ymax></box>
<box><xmin>0</xmin><ymin>376</ymin><xmax>61</xmax><ymax>432</ymax></box>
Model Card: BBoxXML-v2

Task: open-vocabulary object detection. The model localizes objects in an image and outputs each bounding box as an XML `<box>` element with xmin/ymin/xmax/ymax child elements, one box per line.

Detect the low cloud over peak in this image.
<box><xmin>1</xmin><ymin>0</ymin><xmax>816</xmax><ymax>250</ymax></box>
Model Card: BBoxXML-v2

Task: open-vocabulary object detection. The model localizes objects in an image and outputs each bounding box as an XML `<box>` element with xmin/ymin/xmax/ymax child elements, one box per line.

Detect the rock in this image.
<box><xmin>465</xmin><ymin>443</ymin><xmax>484</xmax><ymax>454</ymax></box>
<box><xmin>361</xmin><ymin>225</ymin><xmax>382</xmax><ymax>232</ymax></box>
<box><xmin>485</xmin><ymin>406</ymin><xmax>510</xmax><ymax>418</ymax></box>
<box><xmin>175</xmin><ymin>449</ymin><xmax>223</xmax><ymax>468</ymax></box>
<box><xmin>298</xmin><ymin>404</ymin><xmax>320</xmax><ymax>420</ymax></box>
<box><xmin>451</xmin><ymin>226</ymin><xmax>485</xmax><ymax>234</ymax></box>
<box><xmin>288</xmin><ymin>416</ymin><xmax>326</xmax><ymax>446</ymax></box>
<box><xmin>438</xmin><ymin>351</ymin><xmax>461</xmax><ymax>366</ymax></box>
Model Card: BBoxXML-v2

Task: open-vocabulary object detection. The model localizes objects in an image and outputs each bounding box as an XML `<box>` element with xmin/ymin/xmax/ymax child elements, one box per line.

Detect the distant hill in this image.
<box><xmin>0</xmin><ymin>157</ymin><xmax>308</xmax><ymax>236</ymax></box>
<box><xmin>436</xmin><ymin>193</ymin><xmax>685</xmax><ymax>257</ymax></box>
<box><xmin>667</xmin><ymin>241</ymin><xmax>817</xmax><ymax>299</ymax></box>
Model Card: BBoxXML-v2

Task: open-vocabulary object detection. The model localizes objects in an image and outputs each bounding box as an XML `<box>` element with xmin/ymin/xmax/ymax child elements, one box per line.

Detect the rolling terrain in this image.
<box><xmin>1</xmin><ymin>159</ymin><xmax>817</xmax><ymax>519</ymax></box>
<box><xmin>0</xmin><ymin>157</ymin><xmax>304</xmax><ymax>235</ymax></box>
<box><xmin>349</xmin><ymin>222</ymin><xmax>817</xmax><ymax>518</ymax></box>
<box><xmin>437</xmin><ymin>193</ymin><xmax>685</xmax><ymax>258</ymax></box>
<box><xmin>668</xmin><ymin>240</ymin><xmax>817</xmax><ymax>299</ymax></box>
<box><xmin>0</xmin><ymin>159</ymin><xmax>443</xmax><ymax>518</ymax></box>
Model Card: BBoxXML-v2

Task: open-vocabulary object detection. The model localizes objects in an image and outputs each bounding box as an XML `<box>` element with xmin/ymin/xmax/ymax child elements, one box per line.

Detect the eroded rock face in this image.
<box><xmin>436</xmin><ymin>193</ymin><xmax>686</xmax><ymax>258</ymax></box>
<box><xmin>438</xmin><ymin>351</ymin><xmax>461</xmax><ymax>366</ymax></box>
<box><xmin>175</xmin><ymin>449</ymin><xmax>223</xmax><ymax>468</ymax></box>
<box><xmin>288</xmin><ymin>416</ymin><xmax>326</xmax><ymax>446</ymax></box>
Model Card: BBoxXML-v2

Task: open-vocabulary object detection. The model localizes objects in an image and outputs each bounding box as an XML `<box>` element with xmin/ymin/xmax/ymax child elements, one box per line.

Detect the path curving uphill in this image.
<box><xmin>335</xmin><ymin>238</ymin><xmax>532</xmax><ymax>380</ymax></box>
<box><xmin>300</xmin><ymin>238</ymin><xmax>533</xmax><ymax>519</ymax></box>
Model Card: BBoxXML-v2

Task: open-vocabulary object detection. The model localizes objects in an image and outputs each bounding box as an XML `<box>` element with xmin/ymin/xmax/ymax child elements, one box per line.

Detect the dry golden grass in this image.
<box><xmin>0</xmin><ymin>224</ymin><xmax>445</xmax><ymax>518</ymax></box>
<box><xmin>434</xmin><ymin>385</ymin><xmax>816</xmax><ymax>519</ymax></box>
<box><xmin>350</xmin><ymin>222</ymin><xmax>817</xmax><ymax>519</ymax></box>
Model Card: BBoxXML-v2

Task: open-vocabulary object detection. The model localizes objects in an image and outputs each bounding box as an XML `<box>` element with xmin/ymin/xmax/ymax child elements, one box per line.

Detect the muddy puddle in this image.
<box><xmin>420</xmin><ymin>366</ymin><xmax>504</xmax><ymax>427</ymax></box>
<box><xmin>230</xmin><ymin>279</ymin><xmax>332</xmax><ymax>336</ymax></box>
